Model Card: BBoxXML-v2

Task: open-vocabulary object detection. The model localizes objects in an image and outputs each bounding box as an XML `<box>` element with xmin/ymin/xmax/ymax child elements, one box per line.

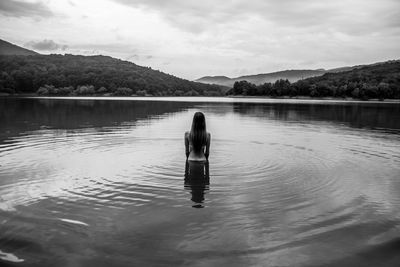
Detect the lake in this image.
<box><xmin>1</xmin><ymin>97</ymin><xmax>400</xmax><ymax>266</ymax></box>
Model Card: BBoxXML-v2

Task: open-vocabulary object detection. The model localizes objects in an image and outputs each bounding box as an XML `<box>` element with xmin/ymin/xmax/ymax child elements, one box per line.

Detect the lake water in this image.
<box><xmin>1</xmin><ymin>97</ymin><xmax>400</xmax><ymax>266</ymax></box>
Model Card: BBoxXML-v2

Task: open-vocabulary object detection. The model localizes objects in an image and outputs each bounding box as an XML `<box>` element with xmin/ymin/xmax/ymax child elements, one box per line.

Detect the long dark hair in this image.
<box><xmin>189</xmin><ymin>112</ymin><xmax>207</xmax><ymax>151</ymax></box>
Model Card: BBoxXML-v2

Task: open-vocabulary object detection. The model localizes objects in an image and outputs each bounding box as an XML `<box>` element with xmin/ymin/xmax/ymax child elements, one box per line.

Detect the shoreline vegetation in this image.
<box><xmin>2</xmin><ymin>94</ymin><xmax>400</xmax><ymax>104</ymax></box>
<box><xmin>1</xmin><ymin>90</ymin><xmax>400</xmax><ymax>103</ymax></box>
<box><xmin>226</xmin><ymin>60</ymin><xmax>400</xmax><ymax>100</ymax></box>
<box><xmin>0</xmin><ymin>54</ymin><xmax>399</xmax><ymax>100</ymax></box>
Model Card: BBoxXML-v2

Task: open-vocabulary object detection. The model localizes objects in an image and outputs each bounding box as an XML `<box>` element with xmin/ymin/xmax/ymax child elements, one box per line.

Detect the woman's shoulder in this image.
<box><xmin>207</xmin><ymin>132</ymin><xmax>211</xmax><ymax>139</ymax></box>
<box><xmin>185</xmin><ymin>131</ymin><xmax>190</xmax><ymax>138</ymax></box>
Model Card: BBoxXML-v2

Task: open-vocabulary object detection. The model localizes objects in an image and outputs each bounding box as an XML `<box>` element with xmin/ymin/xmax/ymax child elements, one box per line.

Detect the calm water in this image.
<box><xmin>1</xmin><ymin>97</ymin><xmax>400</xmax><ymax>267</ymax></box>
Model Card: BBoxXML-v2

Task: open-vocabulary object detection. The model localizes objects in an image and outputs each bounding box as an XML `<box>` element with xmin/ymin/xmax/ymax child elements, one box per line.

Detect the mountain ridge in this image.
<box><xmin>0</xmin><ymin>39</ymin><xmax>38</xmax><ymax>56</ymax></box>
<box><xmin>195</xmin><ymin>63</ymin><xmax>390</xmax><ymax>86</ymax></box>
<box><xmin>196</xmin><ymin>69</ymin><xmax>327</xmax><ymax>87</ymax></box>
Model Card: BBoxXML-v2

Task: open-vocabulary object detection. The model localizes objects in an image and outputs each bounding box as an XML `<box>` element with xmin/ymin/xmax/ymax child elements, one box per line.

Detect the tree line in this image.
<box><xmin>0</xmin><ymin>54</ymin><xmax>225</xmax><ymax>96</ymax></box>
<box><xmin>228</xmin><ymin>61</ymin><xmax>400</xmax><ymax>99</ymax></box>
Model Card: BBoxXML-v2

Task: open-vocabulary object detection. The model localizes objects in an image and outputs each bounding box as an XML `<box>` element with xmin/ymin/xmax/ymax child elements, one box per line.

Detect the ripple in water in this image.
<box><xmin>0</xmin><ymin>98</ymin><xmax>400</xmax><ymax>266</ymax></box>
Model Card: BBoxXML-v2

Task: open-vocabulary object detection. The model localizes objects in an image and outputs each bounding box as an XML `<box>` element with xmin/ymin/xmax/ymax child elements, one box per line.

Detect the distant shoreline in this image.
<box><xmin>227</xmin><ymin>95</ymin><xmax>400</xmax><ymax>102</ymax></box>
<box><xmin>2</xmin><ymin>94</ymin><xmax>400</xmax><ymax>104</ymax></box>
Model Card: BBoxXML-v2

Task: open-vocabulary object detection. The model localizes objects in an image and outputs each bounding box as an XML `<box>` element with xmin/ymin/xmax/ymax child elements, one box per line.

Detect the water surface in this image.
<box><xmin>1</xmin><ymin>97</ymin><xmax>400</xmax><ymax>266</ymax></box>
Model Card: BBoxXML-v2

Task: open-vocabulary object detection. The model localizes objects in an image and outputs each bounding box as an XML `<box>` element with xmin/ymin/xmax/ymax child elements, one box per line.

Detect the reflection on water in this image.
<box><xmin>232</xmin><ymin>102</ymin><xmax>400</xmax><ymax>131</ymax></box>
<box><xmin>0</xmin><ymin>97</ymin><xmax>400</xmax><ymax>266</ymax></box>
<box><xmin>184</xmin><ymin>160</ymin><xmax>210</xmax><ymax>208</ymax></box>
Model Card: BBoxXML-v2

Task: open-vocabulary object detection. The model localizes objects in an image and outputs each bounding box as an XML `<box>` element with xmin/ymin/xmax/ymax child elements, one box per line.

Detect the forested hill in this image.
<box><xmin>0</xmin><ymin>54</ymin><xmax>225</xmax><ymax>96</ymax></box>
<box><xmin>0</xmin><ymin>39</ymin><xmax>38</xmax><ymax>56</ymax></box>
<box><xmin>228</xmin><ymin>60</ymin><xmax>400</xmax><ymax>99</ymax></box>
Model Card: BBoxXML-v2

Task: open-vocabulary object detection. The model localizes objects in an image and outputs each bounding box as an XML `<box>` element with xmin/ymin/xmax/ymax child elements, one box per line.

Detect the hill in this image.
<box><xmin>227</xmin><ymin>60</ymin><xmax>400</xmax><ymax>99</ymax></box>
<box><xmin>196</xmin><ymin>76</ymin><xmax>233</xmax><ymax>86</ymax></box>
<box><xmin>196</xmin><ymin>69</ymin><xmax>327</xmax><ymax>86</ymax></box>
<box><xmin>0</xmin><ymin>39</ymin><xmax>38</xmax><ymax>56</ymax></box>
<box><xmin>296</xmin><ymin>60</ymin><xmax>400</xmax><ymax>98</ymax></box>
<box><xmin>0</xmin><ymin>54</ymin><xmax>224</xmax><ymax>96</ymax></box>
<box><xmin>237</xmin><ymin>69</ymin><xmax>326</xmax><ymax>85</ymax></box>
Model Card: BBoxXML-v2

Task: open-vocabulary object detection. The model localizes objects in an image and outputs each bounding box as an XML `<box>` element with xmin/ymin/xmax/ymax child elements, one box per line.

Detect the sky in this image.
<box><xmin>1</xmin><ymin>0</ymin><xmax>400</xmax><ymax>80</ymax></box>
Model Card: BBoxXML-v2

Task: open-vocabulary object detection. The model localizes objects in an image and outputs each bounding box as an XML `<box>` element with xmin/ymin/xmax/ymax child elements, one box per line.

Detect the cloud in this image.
<box><xmin>111</xmin><ymin>0</ymin><xmax>400</xmax><ymax>35</ymax></box>
<box><xmin>126</xmin><ymin>54</ymin><xmax>139</xmax><ymax>60</ymax></box>
<box><xmin>0</xmin><ymin>0</ymin><xmax>53</xmax><ymax>18</ymax></box>
<box><xmin>26</xmin><ymin>39</ymin><xmax>68</xmax><ymax>51</ymax></box>
<box><xmin>125</xmin><ymin>54</ymin><xmax>154</xmax><ymax>62</ymax></box>
<box><xmin>2</xmin><ymin>0</ymin><xmax>399</xmax><ymax>79</ymax></box>
<box><xmin>105</xmin><ymin>0</ymin><xmax>400</xmax><ymax>79</ymax></box>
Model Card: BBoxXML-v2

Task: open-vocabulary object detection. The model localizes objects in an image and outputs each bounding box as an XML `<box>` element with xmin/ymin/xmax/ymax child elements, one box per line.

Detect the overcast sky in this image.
<box><xmin>1</xmin><ymin>0</ymin><xmax>399</xmax><ymax>80</ymax></box>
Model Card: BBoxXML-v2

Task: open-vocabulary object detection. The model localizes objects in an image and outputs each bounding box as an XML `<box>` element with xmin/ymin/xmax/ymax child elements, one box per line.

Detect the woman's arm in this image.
<box><xmin>184</xmin><ymin>132</ymin><xmax>190</xmax><ymax>158</ymax></box>
<box><xmin>205</xmin><ymin>132</ymin><xmax>211</xmax><ymax>160</ymax></box>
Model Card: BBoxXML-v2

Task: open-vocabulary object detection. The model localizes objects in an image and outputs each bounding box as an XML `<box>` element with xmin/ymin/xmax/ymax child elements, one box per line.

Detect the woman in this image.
<box><xmin>185</xmin><ymin>112</ymin><xmax>211</xmax><ymax>161</ymax></box>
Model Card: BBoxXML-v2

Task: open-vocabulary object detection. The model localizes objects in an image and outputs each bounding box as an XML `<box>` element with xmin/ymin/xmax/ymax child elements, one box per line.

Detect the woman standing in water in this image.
<box><xmin>185</xmin><ymin>112</ymin><xmax>211</xmax><ymax>161</ymax></box>
<box><xmin>184</xmin><ymin>112</ymin><xmax>211</xmax><ymax>208</ymax></box>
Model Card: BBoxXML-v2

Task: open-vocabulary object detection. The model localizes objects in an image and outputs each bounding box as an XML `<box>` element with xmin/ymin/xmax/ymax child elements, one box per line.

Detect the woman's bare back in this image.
<box><xmin>185</xmin><ymin>131</ymin><xmax>211</xmax><ymax>161</ymax></box>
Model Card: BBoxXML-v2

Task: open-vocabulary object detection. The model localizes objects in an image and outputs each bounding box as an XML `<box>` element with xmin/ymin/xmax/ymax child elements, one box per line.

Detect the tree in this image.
<box><xmin>97</xmin><ymin>87</ymin><xmax>108</xmax><ymax>94</ymax></box>
<box><xmin>115</xmin><ymin>87</ymin><xmax>133</xmax><ymax>96</ymax></box>
<box><xmin>232</xmin><ymin>81</ymin><xmax>244</xmax><ymax>95</ymax></box>
<box><xmin>76</xmin><ymin>85</ymin><xmax>95</xmax><ymax>95</ymax></box>
<box><xmin>256</xmin><ymin>83</ymin><xmax>272</xmax><ymax>95</ymax></box>
<box><xmin>136</xmin><ymin>90</ymin><xmax>147</xmax><ymax>96</ymax></box>
<box><xmin>351</xmin><ymin>88</ymin><xmax>360</xmax><ymax>98</ymax></box>
<box><xmin>273</xmin><ymin>79</ymin><xmax>291</xmax><ymax>96</ymax></box>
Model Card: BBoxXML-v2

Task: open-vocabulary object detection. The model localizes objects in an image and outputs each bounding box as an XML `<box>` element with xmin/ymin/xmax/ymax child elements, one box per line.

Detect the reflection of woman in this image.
<box><xmin>184</xmin><ymin>160</ymin><xmax>210</xmax><ymax>208</ymax></box>
<box><xmin>185</xmin><ymin>112</ymin><xmax>211</xmax><ymax>161</ymax></box>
